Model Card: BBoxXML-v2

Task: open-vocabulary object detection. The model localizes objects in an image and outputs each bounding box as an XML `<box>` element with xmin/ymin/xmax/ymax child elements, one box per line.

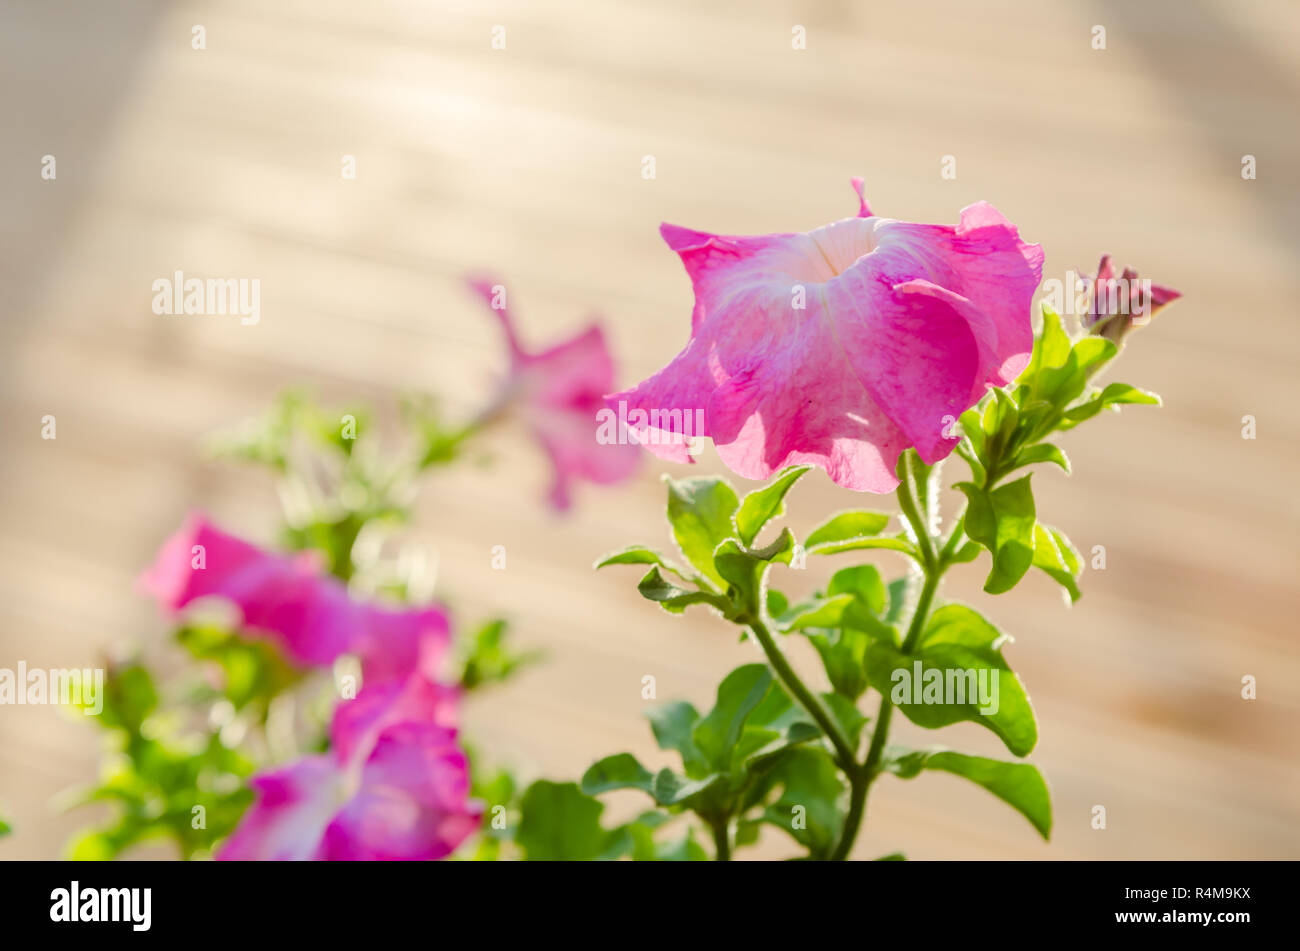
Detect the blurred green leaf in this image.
<box><xmin>1031</xmin><ymin>523</ymin><xmax>1083</xmax><ymax>603</ymax></box>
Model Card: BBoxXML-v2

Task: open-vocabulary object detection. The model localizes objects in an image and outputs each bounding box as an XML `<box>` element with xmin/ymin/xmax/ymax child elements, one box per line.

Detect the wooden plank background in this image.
<box><xmin>1</xmin><ymin>0</ymin><xmax>1297</xmax><ymax>859</ymax></box>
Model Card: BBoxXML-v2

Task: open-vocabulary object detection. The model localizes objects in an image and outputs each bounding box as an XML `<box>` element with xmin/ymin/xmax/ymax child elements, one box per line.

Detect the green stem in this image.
<box><xmin>711</xmin><ymin>818</ymin><xmax>731</xmax><ymax>861</ymax></box>
<box><xmin>747</xmin><ymin>617</ymin><xmax>858</xmax><ymax>772</ymax></box>
<box><xmin>829</xmin><ymin>458</ymin><xmax>946</xmax><ymax>860</ymax></box>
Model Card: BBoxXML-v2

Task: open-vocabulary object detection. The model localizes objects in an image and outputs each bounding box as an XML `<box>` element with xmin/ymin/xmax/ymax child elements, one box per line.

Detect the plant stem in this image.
<box><xmin>829</xmin><ymin>455</ymin><xmax>945</xmax><ymax>860</ymax></box>
<box><xmin>747</xmin><ymin>617</ymin><xmax>858</xmax><ymax>772</ymax></box>
<box><xmin>711</xmin><ymin>818</ymin><xmax>731</xmax><ymax>861</ymax></box>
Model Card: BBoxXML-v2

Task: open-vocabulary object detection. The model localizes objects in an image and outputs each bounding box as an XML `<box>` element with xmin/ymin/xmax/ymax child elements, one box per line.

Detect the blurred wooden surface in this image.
<box><xmin>1</xmin><ymin>0</ymin><xmax>1297</xmax><ymax>859</ymax></box>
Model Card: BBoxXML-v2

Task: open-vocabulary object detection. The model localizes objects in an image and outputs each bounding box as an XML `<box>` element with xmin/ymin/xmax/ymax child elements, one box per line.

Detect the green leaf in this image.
<box><xmin>805</xmin><ymin>510</ymin><xmax>892</xmax><ymax>551</ymax></box>
<box><xmin>712</xmin><ymin>531</ymin><xmax>794</xmax><ymax>610</ymax></box>
<box><xmin>733</xmin><ymin>466</ymin><xmax>810</xmax><ymax>545</ymax></box>
<box><xmin>1060</xmin><ymin>382</ymin><xmax>1162</xmax><ymax>430</ymax></box>
<box><xmin>1031</xmin><ymin>523</ymin><xmax>1083</xmax><ymax>603</ymax></box>
<box><xmin>821</xmin><ymin>692</ymin><xmax>868</xmax><ymax>747</ymax></box>
<box><xmin>665</xmin><ymin>476</ymin><xmax>740</xmax><ymax>589</ymax></box>
<box><xmin>827</xmin><ymin>564</ymin><xmax>887</xmax><ymax>615</ymax></box>
<box><xmin>581</xmin><ymin>754</ymin><xmax>656</xmax><ymax>798</ymax></box>
<box><xmin>777</xmin><ymin>594</ymin><xmax>856</xmax><ymax>631</ymax></box>
<box><xmin>635</xmin><ymin>567</ymin><xmax>730</xmax><ymax>615</ymax></box>
<box><xmin>458</xmin><ymin>618</ymin><xmax>543</xmax><ymax>690</ymax></box>
<box><xmin>876</xmin><ymin>852</ymin><xmax>907</xmax><ymax>861</ymax></box>
<box><xmin>0</xmin><ymin>817</ymin><xmax>10</xmax><ymax>839</ymax></box>
<box><xmin>692</xmin><ymin>665</ymin><xmax>776</xmax><ymax>770</ymax></box>
<box><xmin>885</xmin><ymin>748</ymin><xmax>1051</xmax><ymax>839</ymax></box>
<box><xmin>761</xmin><ymin>747</ymin><xmax>846</xmax><ymax>858</ymax></box>
<box><xmin>517</xmin><ymin>781</ymin><xmax>614</xmax><ymax>860</ymax></box>
<box><xmin>1011</xmin><ymin>443</ymin><xmax>1071</xmax><ymax>474</ymax></box>
<box><xmin>866</xmin><ymin>604</ymin><xmax>1038</xmax><ymax>756</ymax></box>
<box><xmin>594</xmin><ymin>546</ymin><xmax>688</xmax><ymax>579</ymax></box>
<box><xmin>1021</xmin><ymin>305</ymin><xmax>1071</xmax><ymax>383</ymax></box>
<box><xmin>957</xmin><ymin>474</ymin><xmax>1036</xmax><ymax>594</ymax></box>
<box><xmin>650</xmin><ymin>769</ymin><xmax>726</xmax><ymax>807</ymax></box>
<box><xmin>646</xmin><ymin>702</ymin><xmax>708</xmax><ymax>776</ymax></box>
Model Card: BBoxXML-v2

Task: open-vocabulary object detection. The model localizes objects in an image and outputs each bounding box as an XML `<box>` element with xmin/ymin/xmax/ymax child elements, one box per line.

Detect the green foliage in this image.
<box><xmin>592</xmin><ymin>306</ymin><xmax>1165</xmax><ymax>859</ymax></box>
<box><xmin>458</xmin><ymin>619</ymin><xmax>542</xmax><ymax>691</ymax></box>
<box><xmin>65</xmin><ymin>661</ymin><xmax>255</xmax><ymax>860</ymax></box>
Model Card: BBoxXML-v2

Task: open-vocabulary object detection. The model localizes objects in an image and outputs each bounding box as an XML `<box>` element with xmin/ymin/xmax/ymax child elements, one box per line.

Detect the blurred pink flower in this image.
<box><xmin>1082</xmin><ymin>254</ymin><xmax>1182</xmax><ymax>343</ymax></box>
<box><xmin>467</xmin><ymin>276</ymin><xmax>641</xmax><ymax>510</ymax></box>
<box><xmin>606</xmin><ymin>180</ymin><xmax>1044</xmax><ymax>493</ymax></box>
<box><xmin>218</xmin><ymin>675</ymin><xmax>480</xmax><ymax>860</ymax></box>
<box><xmin>140</xmin><ymin>512</ymin><xmax>449</xmax><ymax>684</ymax></box>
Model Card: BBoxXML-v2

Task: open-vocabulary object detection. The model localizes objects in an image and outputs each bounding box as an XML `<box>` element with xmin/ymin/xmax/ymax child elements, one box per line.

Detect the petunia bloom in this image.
<box><xmin>217</xmin><ymin>675</ymin><xmax>480</xmax><ymax>860</ymax></box>
<box><xmin>466</xmin><ymin>276</ymin><xmax>640</xmax><ymax>510</ymax></box>
<box><xmin>606</xmin><ymin>180</ymin><xmax>1044</xmax><ymax>493</ymax></box>
<box><xmin>1081</xmin><ymin>254</ymin><xmax>1181</xmax><ymax>344</ymax></box>
<box><xmin>140</xmin><ymin>512</ymin><xmax>449</xmax><ymax>685</ymax></box>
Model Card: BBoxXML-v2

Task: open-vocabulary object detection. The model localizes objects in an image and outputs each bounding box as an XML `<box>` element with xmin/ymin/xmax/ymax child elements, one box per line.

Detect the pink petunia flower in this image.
<box><xmin>217</xmin><ymin>675</ymin><xmax>481</xmax><ymax>860</ymax></box>
<box><xmin>466</xmin><ymin>276</ymin><xmax>641</xmax><ymax>510</ymax></box>
<box><xmin>140</xmin><ymin>512</ymin><xmax>449</xmax><ymax>685</ymax></box>
<box><xmin>606</xmin><ymin>180</ymin><xmax>1044</xmax><ymax>493</ymax></box>
<box><xmin>1082</xmin><ymin>254</ymin><xmax>1182</xmax><ymax>343</ymax></box>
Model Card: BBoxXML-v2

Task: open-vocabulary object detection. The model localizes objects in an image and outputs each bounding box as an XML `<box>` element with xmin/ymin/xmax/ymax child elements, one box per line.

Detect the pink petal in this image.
<box><xmin>610</xmin><ymin>188</ymin><xmax>1042</xmax><ymax>491</ymax></box>
<box><xmin>216</xmin><ymin>756</ymin><xmax>340</xmax><ymax>861</ymax></box>
<box><xmin>321</xmin><ymin>725</ymin><xmax>480</xmax><ymax>861</ymax></box>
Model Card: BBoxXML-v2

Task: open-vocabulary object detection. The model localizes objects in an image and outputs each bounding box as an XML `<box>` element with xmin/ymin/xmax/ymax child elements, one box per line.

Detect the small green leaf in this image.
<box><xmin>635</xmin><ymin>567</ymin><xmax>730</xmax><ymax>615</ymax></box>
<box><xmin>646</xmin><ymin>701</ymin><xmax>707</xmax><ymax>776</ymax></box>
<box><xmin>665</xmin><ymin>476</ymin><xmax>740</xmax><ymax>589</ymax></box>
<box><xmin>581</xmin><ymin>754</ymin><xmax>656</xmax><ymax>797</ymax></box>
<box><xmin>866</xmin><ymin>604</ymin><xmax>1038</xmax><ymax>757</ymax></box>
<box><xmin>1060</xmin><ymin>382</ymin><xmax>1161</xmax><ymax>430</ymax></box>
<box><xmin>777</xmin><ymin>594</ymin><xmax>856</xmax><ymax>631</ymax></box>
<box><xmin>761</xmin><ymin>747</ymin><xmax>846</xmax><ymax>858</ymax></box>
<box><xmin>957</xmin><ymin>474</ymin><xmax>1036</xmax><ymax>594</ymax></box>
<box><xmin>1011</xmin><ymin>443</ymin><xmax>1071</xmax><ymax>474</ymax></box>
<box><xmin>1031</xmin><ymin>523</ymin><xmax>1083</xmax><ymax>603</ymax></box>
<box><xmin>517</xmin><ymin>781</ymin><xmax>613</xmax><ymax>860</ymax></box>
<box><xmin>594</xmin><ymin>546</ymin><xmax>689</xmax><ymax>579</ymax></box>
<box><xmin>885</xmin><ymin>748</ymin><xmax>1051</xmax><ymax>839</ymax></box>
<box><xmin>805</xmin><ymin>510</ymin><xmax>892</xmax><ymax>551</ymax></box>
<box><xmin>733</xmin><ymin>466</ymin><xmax>810</xmax><ymax>545</ymax></box>
<box><xmin>693</xmin><ymin>665</ymin><xmax>776</xmax><ymax>770</ymax></box>
<box><xmin>828</xmin><ymin>564</ymin><xmax>887</xmax><ymax>616</ymax></box>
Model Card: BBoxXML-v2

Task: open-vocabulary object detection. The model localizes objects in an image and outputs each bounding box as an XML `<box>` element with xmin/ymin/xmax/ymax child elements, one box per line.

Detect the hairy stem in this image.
<box><xmin>747</xmin><ymin>617</ymin><xmax>858</xmax><ymax>771</ymax></box>
<box><xmin>711</xmin><ymin>817</ymin><xmax>731</xmax><ymax>861</ymax></box>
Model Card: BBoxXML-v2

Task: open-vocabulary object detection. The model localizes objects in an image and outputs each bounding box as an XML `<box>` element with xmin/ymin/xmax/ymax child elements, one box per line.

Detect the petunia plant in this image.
<box><xmin>571</xmin><ymin>182</ymin><xmax>1180</xmax><ymax>859</ymax></box>
<box><xmin>62</xmin><ymin>278</ymin><xmax>639</xmax><ymax>860</ymax></box>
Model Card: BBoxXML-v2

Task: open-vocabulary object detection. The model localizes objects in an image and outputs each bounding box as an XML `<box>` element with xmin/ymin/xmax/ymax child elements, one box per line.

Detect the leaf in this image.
<box><xmin>665</xmin><ymin>476</ymin><xmax>740</xmax><ymax>589</ymax></box>
<box><xmin>827</xmin><ymin>564</ymin><xmax>887</xmax><ymax>615</ymax></box>
<box><xmin>733</xmin><ymin>466</ymin><xmax>810</xmax><ymax>545</ymax></box>
<box><xmin>885</xmin><ymin>748</ymin><xmax>1051</xmax><ymax>839</ymax></box>
<box><xmin>692</xmin><ymin>665</ymin><xmax>776</xmax><ymax>770</ymax></box>
<box><xmin>804</xmin><ymin>510</ymin><xmax>892</xmax><ymax>551</ymax></box>
<box><xmin>761</xmin><ymin>747</ymin><xmax>846</xmax><ymax>858</ymax></box>
<box><xmin>712</xmin><ymin>531</ymin><xmax>794</xmax><ymax>609</ymax></box>
<box><xmin>777</xmin><ymin>594</ymin><xmax>856</xmax><ymax>631</ymax></box>
<box><xmin>646</xmin><ymin>701</ymin><xmax>708</xmax><ymax>776</ymax></box>
<box><xmin>517</xmin><ymin>781</ymin><xmax>613</xmax><ymax>860</ymax></box>
<box><xmin>650</xmin><ymin>769</ymin><xmax>726</xmax><ymax>807</ymax></box>
<box><xmin>866</xmin><ymin>604</ymin><xmax>1038</xmax><ymax>757</ymax></box>
<box><xmin>821</xmin><ymin>692</ymin><xmax>868</xmax><ymax>747</ymax></box>
<box><xmin>636</xmin><ymin>567</ymin><xmax>730</xmax><ymax>615</ymax></box>
<box><xmin>957</xmin><ymin>474</ymin><xmax>1036</xmax><ymax>594</ymax></box>
<box><xmin>1011</xmin><ymin>443</ymin><xmax>1071</xmax><ymax>474</ymax></box>
<box><xmin>1060</xmin><ymin>382</ymin><xmax>1162</xmax><ymax>430</ymax></box>
<box><xmin>1031</xmin><ymin>523</ymin><xmax>1083</xmax><ymax>603</ymax></box>
<box><xmin>594</xmin><ymin>546</ymin><xmax>688</xmax><ymax>579</ymax></box>
<box><xmin>581</xmin><ymin>754</ymin><xmax>656</xmax><ymax>798</ymax></box>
